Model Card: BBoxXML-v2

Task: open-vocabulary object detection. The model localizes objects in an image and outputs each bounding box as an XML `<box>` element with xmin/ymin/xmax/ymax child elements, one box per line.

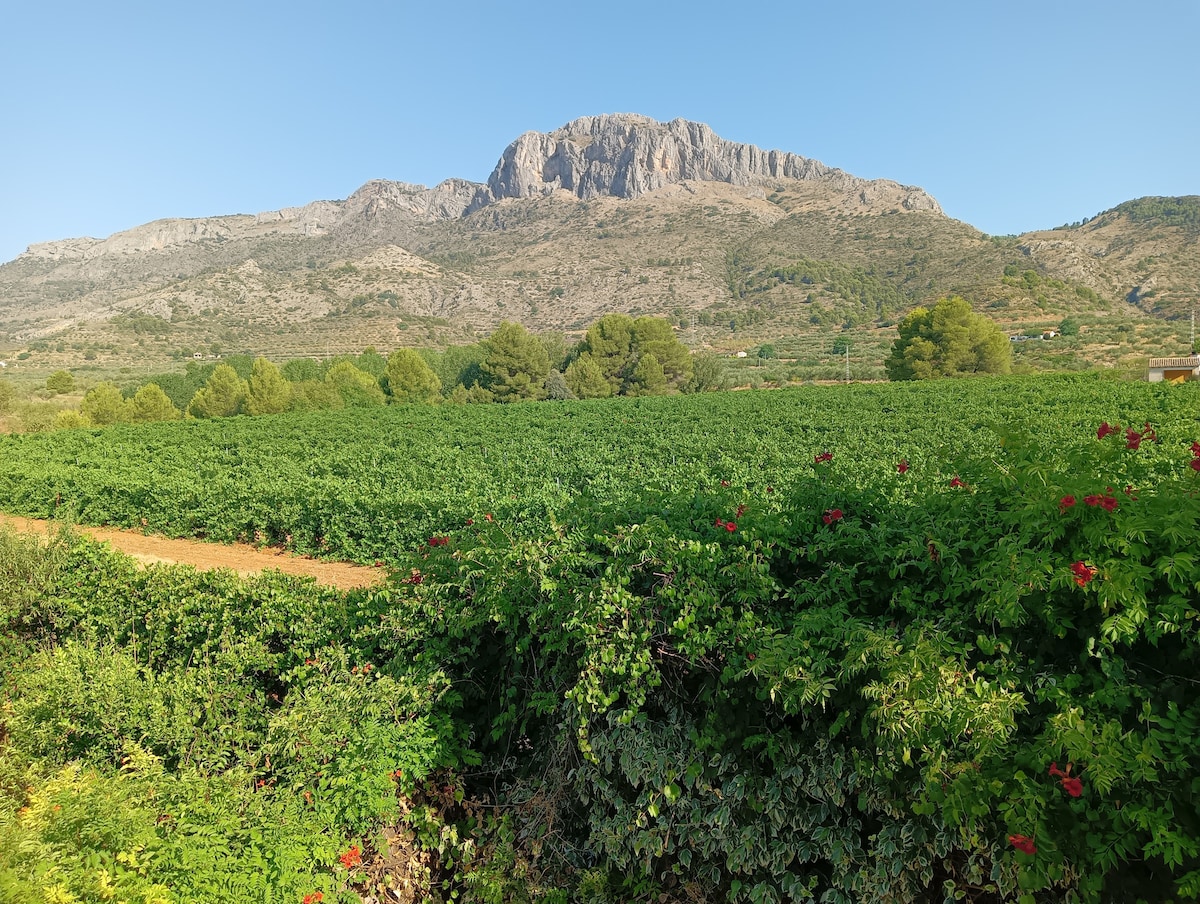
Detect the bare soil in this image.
<box><xmin>0</xmin><ymin>514</ymin><xmax>386</xmax><ymax>591</ymax></box>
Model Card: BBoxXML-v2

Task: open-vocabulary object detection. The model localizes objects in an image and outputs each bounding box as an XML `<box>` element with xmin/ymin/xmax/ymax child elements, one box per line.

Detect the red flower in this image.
<box><xmin>1191</xmin><ymin>441</ymin><xmax>1200</xmax><ymax>457</ymax></box>
<box><xmin>1097</xmin><ymin>422</ymin><xmax>1118</xmax><ymax>440</ymax></box>
<box><xmin>720</xmin><ymin>480</ymin><xmax>731</xmax><ymax>488</ymax></box>
<box><xmin>1084</xmin><ymin>492</ymin><xmax>1118</xmax><ymax>511</ymax></box>
<box><xmin>1126</xmin><ymin>428</ymin><xmax>1143</xmax><ymax>450</ymax></box>
<box><xmin>404</xmin><ymin>569</ymin><xmax>424</xmax><ymax>585</ymax></box>
<box><xmin>1191</xmin><ymin>458</ymin><xmax>1200</xmax><ymax>472</ymax></box>
<box><xmin>1070</xmin><ymin>561</ymin><xmax>1097</xmax><ymax>587</ymax></box>
<box><xmin>484</xmin><ymin>513</ymin><xmax>494</xmax><ymax>522</ymax></box>
<box><xmin>1008</xmin><ymin>834</ymin><xmax>1037</xmax><ymax>855</ymax></box>
<box><xmin>1049</xmin><ymin>762</ymin><xmax>1083</xmax><ymax>797</ymax></box>
<box><xmin>427</xmin><ymin>536</ymin><xmax>449</xmax><ymax>547</ymax></box>
<box><xmin>339</xmin><ymin>845</ymin><xmax>362</xmax><ymax>869</ymax></box>
<box><xmin>814</xmin><ymin>451</ymin><xmax>833</xmax><ymax>464</ymax></box>
<box><xmin>897</xmin><ymin>459</ymin><xmax>909</xmax><ymax>474</ymax></box>
<box><xmin>303</xmin><ymin>893</ymin><xmax>324</xmax><ymax>904</ymax></box>
<box><xmin>736</xmin><ymin>504</ymin><xmax>747</xmax><ymax>517</ymax></box>
<box><xmin>1059</xmin><ymin>495</ymin><xmax>1076</xmax><ymax>513</ymax></box>
<box><xmin>725</xmin><ymin>521</ymin><xmax>737</xmax><ymax>533</ymax></box>
<box><xmin>949</xmin><ymin>476</ymin><xmax>966</xmax><ymax>488</ymax></box>
<box><xmin>714</xmin><ymin>518</ymin><xmax>726</xmax><ymax>528</ymax></box>
<box><xmin>822</xmin><ymin>508</ymin><xmax>844</xmax><ymax>525</ymax></box>
<box><xmin>465</xmin><ymin>518</ymin><xmax>474</xmax><ymax>525</ymax></box>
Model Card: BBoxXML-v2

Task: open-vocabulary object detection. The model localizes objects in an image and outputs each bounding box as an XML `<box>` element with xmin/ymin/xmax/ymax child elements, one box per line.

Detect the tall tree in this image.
<box><xmin>569</xmin><ymin>314</ymin><xmax>692</xmax><ymax>395</ymax></box>
<box><xmin>386</xmin><ymin>349</ymin><xmax>442</xmax><ymax>403</ymax></box>
<box><xmin>564</xmin><ymin>356</ymin><xmax>612</xmax><ymax>399</ymax></box>
<box><xmin>885</xmin><ymin>296</ymin><xmax>1012</xmax><ymax>380</ymax></box>
<box><xmin>480</xmin><ymin>322</ymin><xmax>550</xmax><ymax>402</ymax></box>
<box><xmin>81</xmin><ymin>382</ymin><xmax>132</xmax><ymax>426</ymax></box>
<box><xmin>129</xmin><ymin>384</ymin><xmax>181</xmax><ymax>423</ymax></box>
<box><xmin>324</xmin><ymin>361</ymin><xmax>386</xmax><ymax>407</ymax></box>
<box><xmin>245</xmin><ymin>358</ymin><xmax>292</xmax><ymax>415</ymax></box>
<box><xmin>188</xmin><ymin>364</ymin><xmax>248</xmax><ymax>418</ymax></box>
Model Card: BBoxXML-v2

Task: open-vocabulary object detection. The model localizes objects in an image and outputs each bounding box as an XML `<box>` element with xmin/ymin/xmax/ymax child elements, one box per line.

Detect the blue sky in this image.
<box><xmin>2</xmin><ymin>0</ymin><xmax>1196</xmax><ymax>263</ymax></box>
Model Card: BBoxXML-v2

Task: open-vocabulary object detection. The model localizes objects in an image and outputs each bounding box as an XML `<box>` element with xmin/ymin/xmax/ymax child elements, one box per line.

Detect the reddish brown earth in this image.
<box><xmin>0</xmin><ymin>514</ymin><xmax>386</xmax><ymax>591</ymax></box>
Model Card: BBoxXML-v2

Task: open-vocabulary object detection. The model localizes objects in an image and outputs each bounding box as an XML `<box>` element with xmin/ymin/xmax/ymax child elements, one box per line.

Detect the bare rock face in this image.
<box><xmin>475</xmin><ymin>113</ymin><xmax>941</xmax><ymax>213</ymax></box>
<box><xmin>341</xmin><ymin>179</ymin><xmax>481</xmax><ymax>222</ymax></box>
<box><xmin>16</xmin><ymin>114</ymin><xmax>941</xmax><ymax>264</ymax></box>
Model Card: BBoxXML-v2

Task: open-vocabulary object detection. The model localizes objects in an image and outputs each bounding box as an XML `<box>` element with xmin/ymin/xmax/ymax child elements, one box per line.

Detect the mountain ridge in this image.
<box><xmin>1</xmin><ymin>115</ymin><xmax>1196</xmax><ymax>378</ymax></box>
<box><xmin>15</xmin><ymin>114</ymin><xmax>941</xmax><ymax>263</ymax></box>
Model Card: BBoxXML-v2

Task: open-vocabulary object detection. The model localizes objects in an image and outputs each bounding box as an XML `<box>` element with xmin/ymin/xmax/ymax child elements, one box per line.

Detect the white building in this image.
<box><xmin>1148</xmin><ymin>355</ymin><xmax>1200</xmax><ymax>383</ymax></box>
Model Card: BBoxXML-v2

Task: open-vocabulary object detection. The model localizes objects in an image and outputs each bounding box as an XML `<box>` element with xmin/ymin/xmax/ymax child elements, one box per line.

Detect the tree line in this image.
<box><xmin>37</xmin><ymin>315</ymin><xmax>727</xmax><ymax>428</ymax></box>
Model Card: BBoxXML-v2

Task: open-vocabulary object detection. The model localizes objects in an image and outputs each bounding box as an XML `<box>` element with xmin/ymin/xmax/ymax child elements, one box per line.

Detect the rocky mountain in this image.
<box><xmin>0</xmin><ymin>114</ymin><xmax>1195</xmax><ymax>377</ymax></box>
<box><xmin>475</xmin><ymin>114</ymin><xmax>940</xmax><ymax>212</ymax></box>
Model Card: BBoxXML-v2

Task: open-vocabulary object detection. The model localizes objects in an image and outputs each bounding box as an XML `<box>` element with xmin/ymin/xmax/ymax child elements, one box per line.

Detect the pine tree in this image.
<box><xmin>129</xmin><ymin>383</ymin><xmax>180</xmax><ymax>422</ymax></box>
<box><xmin>386</xmin><ymin>349</ymin><xmax>442</xmax><ymax>403</ymax></box>
<box><xmin>480</xmin><ymin>322</ymin><xmax>550</xmax><ymax>402</ymax></box>
<box><xmin>81</xmin><ymin>382</ymin><xmax>132</xmax><ymax>425</ymax></box>
<box><xmin>245</xmin><ymin>358</ymin><xmax>292</xmax><ymax>415</ymax></box>
<box><xmin>188</xmin><ymin>364</ymin><xmax>248</xmax><ymax>418</ymax></box>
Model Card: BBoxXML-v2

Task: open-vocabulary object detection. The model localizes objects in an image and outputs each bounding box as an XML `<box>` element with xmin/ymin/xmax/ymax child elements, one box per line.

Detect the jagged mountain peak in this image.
<box><xmin>477</xmin><ymin>113</ymin><xmax>941</xmax><ymax>213</ymax></box>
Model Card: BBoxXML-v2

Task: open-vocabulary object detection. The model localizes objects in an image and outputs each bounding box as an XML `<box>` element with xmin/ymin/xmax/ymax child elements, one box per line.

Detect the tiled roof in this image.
<box><xmin>1149</xmin><ymin>357</ymin><xmax>1200</xmax><ymax>368</ymax></box>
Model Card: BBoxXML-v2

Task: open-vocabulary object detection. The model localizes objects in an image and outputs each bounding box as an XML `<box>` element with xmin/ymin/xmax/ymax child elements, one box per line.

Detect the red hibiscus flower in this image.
<box><xmin>1191</xmin><ymin>441</ymin><xmax>1200</xmax><ymax>457</ymax></box>
<box><xmin>822</xmin><ymin>508</ymin><xmax>844</xmax><ymax>525</ymax></box>
<box><xmin>1059</xmin><ymin>495</ymin><xmax>1076</xmax><ymax>513</ymax></box>
<box><xmin>1070</xmin><ymin>561</ymin><xmax>1097</xmax><ymax>587</ymax></box>
<box><xmin>1097</xmin><ymin>422</ymin><xmax>1118</xmax><ymax>440</ymax></box>
<box><xmin>814</xmin><ymin>452</ymin><xmax>833</xmax><ymax>464</ymax></box>
<box><xmin>427</xmin><ymin>536</ymin><xmax>450</xmax><ymax>547</ymax></box>
<box><xmin>897</xmin><ymin>459</ymin><xmax>910</xmax><ymax>474</ymax></box>
<box><xmin>1191</xmin><ymin>458</ymin><xmax>1200</xmax><ymax>472</ymax></box>
<box><xmin>726</xmin><ymin>521</ymin><xmax>737</xmax><ymax>532</ymax></box>
<box><xmin>1126</xmin><ymin>428</ymin><xmax>1143</xmax><ymax>450</ymax></box>
<box><xmin>949</xmin><ymin>476</ymin><xmax>966</xmax><ymax>488</ymax></box>
<box><xmin>1008</xmin><ymin>834</ymin><xmax>1037</xmax><ymax>855</ymax></box>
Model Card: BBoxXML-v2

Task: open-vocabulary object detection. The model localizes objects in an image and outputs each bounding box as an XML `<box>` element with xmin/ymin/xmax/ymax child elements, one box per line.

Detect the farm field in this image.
<box><xmin>0</xmin><ymin>375</ymin><xmax>1198</xmax><ymax>564</ymax></box>
<box><xmin>3</xmin><ymin>375</ymin><xmax>1200</xmax><ymax>904</ymax></box>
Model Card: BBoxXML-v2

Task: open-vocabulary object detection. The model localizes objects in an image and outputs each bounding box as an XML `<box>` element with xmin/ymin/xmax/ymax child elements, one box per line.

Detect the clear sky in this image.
<box><xmin>2</xmin><ymin>0</ymin><xmax>1196</xmax><ymax>263</ymax></box>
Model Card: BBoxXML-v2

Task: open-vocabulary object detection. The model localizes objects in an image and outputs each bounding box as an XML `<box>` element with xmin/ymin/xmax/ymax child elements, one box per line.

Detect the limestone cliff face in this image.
<box><xmin>475</xmin><ymin>114</ymin><xmax>941</xmax><ymax>213</ymax></box>
<box><xmin>16</xmin><ymin>114</ymin><xmax>941</xmax><ymax>263</ymax></box>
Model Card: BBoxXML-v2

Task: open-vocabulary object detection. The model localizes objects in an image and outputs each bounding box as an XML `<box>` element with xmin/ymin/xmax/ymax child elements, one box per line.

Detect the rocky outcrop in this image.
<box><xmin>473</xmin><ymin>114</ymin><xmax>941</xmax><ymax>213</ymax></box>
<box><xmin>19</xmin><ymin>181</ymin><xmax>480</xmax><ymax>262</ymax></box>
<box><xmin>16</xmin><ymin>114</ymin><xmax>941</xmax><ymax>264</ymax></box>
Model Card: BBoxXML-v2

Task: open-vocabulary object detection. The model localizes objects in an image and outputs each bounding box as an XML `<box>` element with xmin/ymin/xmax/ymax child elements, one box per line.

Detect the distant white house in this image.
<box><xmin>1148</xmin><ymin>355</ymin><xmax>1200</xmax><ymax>383</ymax></box>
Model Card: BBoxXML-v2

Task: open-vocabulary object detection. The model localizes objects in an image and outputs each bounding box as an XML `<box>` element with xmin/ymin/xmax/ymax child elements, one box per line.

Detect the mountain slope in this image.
<box><xmin>0</xmin><ymin>116</ymin><xmax>1194</xmax><ymax>378</ymax></box>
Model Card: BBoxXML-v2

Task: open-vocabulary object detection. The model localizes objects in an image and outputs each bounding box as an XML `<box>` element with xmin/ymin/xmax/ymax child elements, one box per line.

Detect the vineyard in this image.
<box><xmin>2</xmin><ymin>375</ymin><xmax>1200</xmax><ymax>903</ymax></box>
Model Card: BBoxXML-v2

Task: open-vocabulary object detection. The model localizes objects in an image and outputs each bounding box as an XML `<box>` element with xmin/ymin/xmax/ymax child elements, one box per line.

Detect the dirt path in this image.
<box><xmin>0</xmin><ymin>515</ymin><xmax>387</xmax><ymax>591</ymax></box>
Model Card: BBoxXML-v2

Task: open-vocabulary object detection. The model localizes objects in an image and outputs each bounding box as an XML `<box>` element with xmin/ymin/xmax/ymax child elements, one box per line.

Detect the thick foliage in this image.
<box><xmin>3</xmin><ymin>381</ymin><xmax>1200</xmax><ymax>903</ymax></box>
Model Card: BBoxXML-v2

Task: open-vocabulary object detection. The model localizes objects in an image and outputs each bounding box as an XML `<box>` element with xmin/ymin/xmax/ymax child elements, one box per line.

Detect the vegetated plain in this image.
<box><xmin>3</xmin><ymin>375</ymin><xmax>1200</xmax><ymax>903</ymax></box>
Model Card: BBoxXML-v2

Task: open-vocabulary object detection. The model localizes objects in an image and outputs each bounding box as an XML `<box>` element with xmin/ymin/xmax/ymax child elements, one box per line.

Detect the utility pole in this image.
<box><xmin>845</xmin><ymin>344</ymin><xmax>850</xmax><ymax>383</ymax></box>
